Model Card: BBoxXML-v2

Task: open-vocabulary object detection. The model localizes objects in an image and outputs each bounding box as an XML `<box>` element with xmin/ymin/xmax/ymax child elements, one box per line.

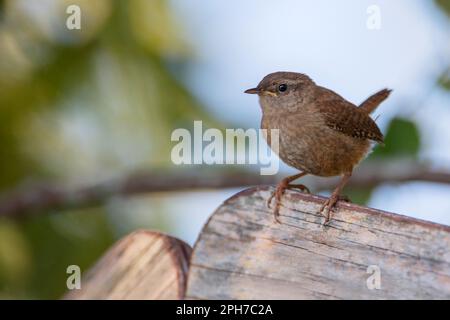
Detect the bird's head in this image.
<box><xmin>245</xmin><ymin>72</ymin><xmax>315</xmax><ymax>113</ymax></box>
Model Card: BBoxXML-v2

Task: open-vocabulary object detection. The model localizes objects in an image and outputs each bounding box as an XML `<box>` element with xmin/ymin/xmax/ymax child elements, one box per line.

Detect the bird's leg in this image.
<box><xmin>320</xmin><ymin>171</ymin><xmax>352</xmax><ymax>225</ymax></box>
<box><xmin>267</xmin><ymin>171</ymin><xmax>308</xmax><ymax>223</ymax></box>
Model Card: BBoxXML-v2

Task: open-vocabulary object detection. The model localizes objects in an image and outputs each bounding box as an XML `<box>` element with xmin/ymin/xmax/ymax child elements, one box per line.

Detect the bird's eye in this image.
<box><xmin>278</xmin><ymin>84</ymin><xmax>288</xmax><ymax>92</ymax></box>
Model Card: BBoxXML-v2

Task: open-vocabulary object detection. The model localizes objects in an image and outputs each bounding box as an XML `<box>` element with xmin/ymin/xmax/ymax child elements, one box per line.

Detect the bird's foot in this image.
<box><xmin>287</xmin><ymin>184</ymin><xmax>311</xmax><ymax>194</ymax></box>
<box><xmin>267</xmin><ymin>182</ymin><xmax>310</xmax><ymax>224</ymax></box>
<box><xmin>319</xmin><ymin>194</ymin><xmax>350</xmax><ymax>225</ymax></box>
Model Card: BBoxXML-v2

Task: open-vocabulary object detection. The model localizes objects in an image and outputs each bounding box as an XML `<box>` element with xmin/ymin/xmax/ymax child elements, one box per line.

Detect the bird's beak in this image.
<box><xmin>244</xmin><ymin>87</ymin><xmax>260</xmax><ymax>94</ymax></box>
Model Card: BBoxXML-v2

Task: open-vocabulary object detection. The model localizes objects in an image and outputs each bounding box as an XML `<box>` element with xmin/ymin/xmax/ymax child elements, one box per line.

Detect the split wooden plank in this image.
<box><xmin>186</xmin><ymin>186</ymin><xmax>450</xmax><ymax>299</ymax></box>
<box><xmin>64</xmin><ymin>230</ymin><xmax>191</xmax><ymax>300</ymax></box>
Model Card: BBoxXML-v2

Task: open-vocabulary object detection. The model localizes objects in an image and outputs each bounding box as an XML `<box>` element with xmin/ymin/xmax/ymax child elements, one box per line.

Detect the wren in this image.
<box><xmin>245</xmin><ymin>72</ymin><xmax>391</xmax><ymax>224</ymax></box>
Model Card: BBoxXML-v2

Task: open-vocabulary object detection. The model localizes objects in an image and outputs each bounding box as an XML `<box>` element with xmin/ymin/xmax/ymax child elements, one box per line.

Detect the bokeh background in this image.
<box><xmin>0</xmin><ymin>0</ymin><xmax>449</xmax><ymax>299</ymax></box>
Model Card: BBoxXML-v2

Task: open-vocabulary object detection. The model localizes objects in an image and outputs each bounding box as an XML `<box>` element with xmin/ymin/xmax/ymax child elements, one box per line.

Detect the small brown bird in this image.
<box><xmin>245</xmin><ymin>72</ymin><xmax>391</xmax><ymax>224</ymax></box>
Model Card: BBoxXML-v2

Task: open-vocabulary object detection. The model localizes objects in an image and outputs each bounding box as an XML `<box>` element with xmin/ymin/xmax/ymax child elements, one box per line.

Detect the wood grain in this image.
<box><xmin>64</xmin><ymin>230</ymin><xmax>191</xmax><ymax>300</ymax></box>
<box><xmin>186</xmin><ymin>186</ymin><xmax>450</xmax><ymax>299</ymax></box>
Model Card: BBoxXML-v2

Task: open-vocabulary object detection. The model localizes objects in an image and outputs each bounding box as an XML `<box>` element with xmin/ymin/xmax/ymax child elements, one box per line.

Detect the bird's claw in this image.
<box><xmin>274</xmin><ymin>212</ymin><xmax>282</xmax><ymax>224</ymax></box>
<box><xmin>266</xmin><ymin>192</ymin><xmax>275</xmax><ymax>208</ymax></box>
<box><xmin>268</xmin><ymin>183</ymin><xmax>310</xmax><ymax>224</ymax></box>
<box><xmin>287</xmin><ymin>184</ymin><xmax>311</xmax><ymax>194</ymax></box>
<box><xmin>320</xmin><ymin>198</ymin><xmax>334</xmax><ymax>225</ymax></box>
<box><xmin>268</xmin><ymin>185</ymin><xmax>285</xmax><ymax>223</ymax></box>
<box><xmin>320</xmin><ymin>195</ymin><xmax>350</xmax><ymax>225</ymax></box>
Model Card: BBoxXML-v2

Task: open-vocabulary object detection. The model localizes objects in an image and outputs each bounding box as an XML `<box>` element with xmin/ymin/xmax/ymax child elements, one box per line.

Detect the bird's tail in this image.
<box><xmin>358</xmin><ymin>88</ymin><xmax>392</xmax><ymax>114</ymax></box>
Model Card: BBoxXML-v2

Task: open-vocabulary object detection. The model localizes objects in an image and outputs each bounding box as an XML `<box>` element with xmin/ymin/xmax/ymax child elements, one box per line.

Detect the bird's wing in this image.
<box><xmin>316</xmin><ymin>98</ymin><xmax>384</xmax><ymax>143</ymax></box>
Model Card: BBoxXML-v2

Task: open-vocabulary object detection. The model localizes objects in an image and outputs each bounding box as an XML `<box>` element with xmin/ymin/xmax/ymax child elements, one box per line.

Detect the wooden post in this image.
<box><xmin>186</xmin><ymin>187</ymin><xmax>450</xmax><ymax>299</ymax></box>
<box><xmin>65</xmin><ymin>186</ymin><xmax>450</xmax><ymax>299</ymax></box>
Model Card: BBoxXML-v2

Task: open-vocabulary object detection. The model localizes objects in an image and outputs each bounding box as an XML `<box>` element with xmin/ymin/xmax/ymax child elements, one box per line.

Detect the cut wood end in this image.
<box><xmin>63</xmin><ymin>229</ymin><xmax>192</xmax><ymax>300</ymax></box>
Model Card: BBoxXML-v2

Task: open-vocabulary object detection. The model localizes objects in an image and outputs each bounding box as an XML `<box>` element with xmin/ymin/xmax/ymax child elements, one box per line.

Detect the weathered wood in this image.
<box><xmin>64</xmin><ymin>230</ymin><xmax>191</xmax><ymax>300</ymax></box>
<box><xmin>186</xmin><ymin>186</ymin><xmax>450</xmax><ymax>299</ymax></box>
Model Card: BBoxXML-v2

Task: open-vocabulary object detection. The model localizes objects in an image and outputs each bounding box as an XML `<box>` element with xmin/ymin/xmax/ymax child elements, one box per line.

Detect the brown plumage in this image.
<box><xmin>317</xmin><ymin>99</ymin><xmax>384</xmax><ymax>143</ymax></box>
<box><xmin>359</xmin><ymin>88</ymin><xmax>392</xmax><ymax>114</ymax></box>
<box><xmin>245</xmin><ymin>72</ymin><xmax>391</xmax><ymax>224</ymax></box>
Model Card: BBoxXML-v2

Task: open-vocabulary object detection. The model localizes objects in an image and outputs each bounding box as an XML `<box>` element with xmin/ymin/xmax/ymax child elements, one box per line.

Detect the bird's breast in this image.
<box><xmin>261</xmin><ymin>113</ymin><xmax>370</xmax><ymax>176</ymax></box>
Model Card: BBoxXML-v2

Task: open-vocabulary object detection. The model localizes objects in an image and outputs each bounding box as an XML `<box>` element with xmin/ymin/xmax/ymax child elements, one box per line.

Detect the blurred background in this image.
<box><xmin>0</xmin><ymin>0</ymin><xmax>449</xmax><ymax>299</ymax></box>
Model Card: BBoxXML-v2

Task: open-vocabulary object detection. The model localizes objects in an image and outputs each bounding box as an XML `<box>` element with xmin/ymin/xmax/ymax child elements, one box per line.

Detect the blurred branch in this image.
<box><xmin>1</xmin><ymin>160</ymin><xmax>450</xmax><ymax>219</ymax></box>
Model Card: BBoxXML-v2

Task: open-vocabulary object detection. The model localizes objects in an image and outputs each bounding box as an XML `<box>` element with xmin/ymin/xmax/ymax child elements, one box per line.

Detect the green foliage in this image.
<box><xmin>0</xmin><ymin>0</ymin><xmax>212</xmax><ymax>299</ymax></box>
<box><xmin>345</xmin><ymin>188</ymin><xmax>373</xmax><ymax>206</ymax></box>
<box><xmin>370</xmin><ymin>118</ymin><xmax>421</xmax><ymax>159</ymax></box>
<box><xmin>438</xmin><ymin>67</ymin><xmax>450</xmax><ymax>91</ymax></box>
<box><xmin>357</xmin><ymin>117</ymin><xmax>421</xmax><ymax>206</ymax></box>
<box><xmin>436</xmin><ymin>0</ymin><xmax>450</xmax><ymax>17</ymax></box>
<box><xmin>0</xmin><ymin>209</ymin><xmax>114</xmax><ymax>299</ymax></box>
